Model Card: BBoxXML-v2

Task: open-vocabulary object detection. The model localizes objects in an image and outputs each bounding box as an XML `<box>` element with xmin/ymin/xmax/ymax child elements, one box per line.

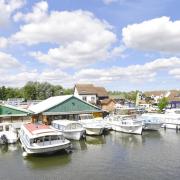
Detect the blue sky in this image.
<box><xmin>0</xmin><ymin>0</ymin><xmax>180</xmax><ymax>91</ymax></box>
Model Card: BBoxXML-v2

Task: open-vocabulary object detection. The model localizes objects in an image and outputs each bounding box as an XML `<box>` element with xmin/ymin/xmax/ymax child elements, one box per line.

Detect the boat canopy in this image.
<box><xmin>52</xmin><ymin>120</ymin><xmax>83</xmax><ymax>130</ymax></box>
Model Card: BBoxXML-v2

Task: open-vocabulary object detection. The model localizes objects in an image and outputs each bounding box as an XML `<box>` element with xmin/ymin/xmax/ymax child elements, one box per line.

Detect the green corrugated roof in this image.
<box><xmin>42</xmin><ymin>96</ymin><xmax>102</xmax><ymax>115</ymax></box>
<box><xmin>0</xmin><ymin>104</ymin><xmax>31</xmax><ymax>117</ymax></box>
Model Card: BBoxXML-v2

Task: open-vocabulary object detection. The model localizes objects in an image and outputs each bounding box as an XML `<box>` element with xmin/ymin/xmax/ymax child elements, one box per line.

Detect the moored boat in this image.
<box><xmin>78</xmin><ymin>114</ymin><xmax>104</xmax><ymax>135</ymax></box>
<box><xmin>19</xmin><ymin>123</ymin><xmax>71</xmax><ymax>155</ymax></box>
<box><xmin>163</xmin><ymin>109</ymin><xmax>180</xmax><ymax>129</ymax></box>
<box><xmin>107</xmin><ymin>115</ymin><xmax>143</xmax><ymax>135</ymax></box>
<box><xmin>141</xmin><ymin>114</ymin><xmax>163</xmax><ymax>131</ymax></box>
<box><xmin>0</xmin><ymin>123</ymin><xmax>18</xmax><ymax>144</ymax></box>
<box><xmin>51</xmin><ymin>120</ymin><xmax>85</xmax><ymax>140</ymax></box>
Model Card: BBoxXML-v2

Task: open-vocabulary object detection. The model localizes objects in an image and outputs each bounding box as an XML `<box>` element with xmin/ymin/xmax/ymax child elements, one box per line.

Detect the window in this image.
<box><xmin>91</xmin><ymin>97</ymin><xmax>95</xmax><ymax>102</ymax></box>
<box><xmin>0</xmin><ymin>126</ymin><xmax>3</xmax><ymax>132</ymax></box>
<box><xmin>5</xmin><ymin>125</ymin><xmax>9</xmax><ymax>131</ymax></box>
<box><xmin>82</xmin><ymin>96</ymin><xmax>87</xmax><ymax>101</ymax></box>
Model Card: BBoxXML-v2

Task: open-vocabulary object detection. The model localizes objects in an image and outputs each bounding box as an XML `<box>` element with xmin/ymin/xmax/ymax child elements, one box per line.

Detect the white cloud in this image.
<box><xmin>169</xmin><ymin>68</ymin><xmax>180</xmax><ymax>79</ymax></box>
<box><xmin>11</xmin><ymin>1</ymin><xmax>122</xmax><ymax>68</ymax></box>
<box><xmin>0</xmin><ymin>37</ymin><xmax>8</xmax><ymax>48</ymax></box>
<box><xmin>0</xmin><ymin>0</ymin><xmax>25</xmax><ymax>26</ymax></box>
<box><xmin>74</xmin><ymin>57</ymin><xmax>180</xmax><ymax>84</ymax></box>
<box><xmin>13</xmin><ymin>1</ymin><xmax>48</xmax><ymax>23</ymax></box>
<box><xmin>1</xmin><ymin>56</ymin><xmax>180</xmax><ymax>88</ymax></box>
<box><xmin>0</xmin><ymin>67</ymin><xmax>73</xmax><ymax>87</ymax></box>
<box><xmin>0</xmin><ymin>51</ymin><xmax>22</xmax><ymax>69</ymax></box>
<box><xmin>122</xmin><ymin>16</ymin><xmax>180</xmax><ymax>53</ymax></box>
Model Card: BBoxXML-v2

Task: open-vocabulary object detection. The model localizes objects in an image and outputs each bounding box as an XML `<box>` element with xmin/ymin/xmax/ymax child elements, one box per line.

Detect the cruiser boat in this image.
<box><xmin>19</xmin><ymin>123</ymin><xmax>71</xmax><ymax>155</ymax></box>
<box><xmin>0</xmin><ymin>123</ymin><xmax>18</xmax><ymax>144</ymax></box>
<box><xmin>107</xmin><ymin>115</ymin><xmax>143</xmax><ymax>135</ymax></box>
<box><xmin>141</xmin><ymin>109</ymin><xmax>180</xmax><ymax>130</ymax></box>
<box><xmin>51</xmin><ymin>120</ymin><xmax>85</xmax><ymax>140</ymax></box>
<box><xmin>163</xmin><ymin>109</ymin><xmax>180</xmax><ymax>129</ymax></box>
<box><xmin>78</xmin><ymin>114</ymin><xmax>104</xmax><ymax>135</ymax></box>
<box><xmin>141</xmin><ymin>114</ymin><xmax>163</xmax><ymax>131</ymax></box>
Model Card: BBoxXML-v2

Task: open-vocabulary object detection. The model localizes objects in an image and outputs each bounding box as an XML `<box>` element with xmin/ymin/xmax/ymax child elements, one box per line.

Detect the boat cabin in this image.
<box><xmin>52</xmin><ymin>120</ymin><xmax>83</xmax><ymax>131</ymax></box>
<box><xmin>20</xmin><ymin>124</ymin><xmax>65</xmax><ymax>147</ymax></box>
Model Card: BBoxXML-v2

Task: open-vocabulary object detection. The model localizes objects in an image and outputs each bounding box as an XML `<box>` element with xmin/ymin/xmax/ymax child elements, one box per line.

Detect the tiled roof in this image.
<box><xmin>168</xmin><ymin>90</ymin><xmax>180</xmax><ymax>101</ymax></box>
<box><xmin>75</xmin><ymin>84</ymin><xmax>108</xmax><ymax>97</ymax></box>
<box><xmin>100</xmin><ymin>98</ymin><xmax>115</xmax><ymax>105</ymax></box>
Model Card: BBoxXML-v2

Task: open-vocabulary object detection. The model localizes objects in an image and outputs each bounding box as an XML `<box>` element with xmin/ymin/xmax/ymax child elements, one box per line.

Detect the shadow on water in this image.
<box><xmin>23</xmin><ymin>150</ymin><xmax>71</xmax><ymax>169</ymax></box>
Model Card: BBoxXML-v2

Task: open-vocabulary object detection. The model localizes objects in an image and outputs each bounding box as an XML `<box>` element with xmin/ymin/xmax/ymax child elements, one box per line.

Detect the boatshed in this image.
<box><xmin>28</xmin><ymin>95</ymin><xmax>103</xmax><ymax>125</ymax></box>
<box><xmin>0</xmin><ymin>104</ymin><xmax>31</xmax><ymax>124</ymax></box>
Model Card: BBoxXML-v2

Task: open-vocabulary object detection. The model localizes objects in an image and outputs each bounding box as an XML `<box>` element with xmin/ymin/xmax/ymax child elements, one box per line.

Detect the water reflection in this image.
<box><xmin>142</xmin><ymin>130</ymin><xmax>162</xmax><ymax>139</ymax></box>
<box><xmin>110</xmin><ymin>131</ymin><xmax>143</xmax><ymax>148</ymax></box>
<box><xmin>110</xmin><ymin>130</ymin><xmax>162</xmax><ymax>148</ymax></box>
<box><xmin>0</xmin><ymin>143</ymin><xmax>19</xmax><ymax>155</ymax></box>
<box><xmin>85</xmin><ymin>135</ymin><xmax>106</xmax><ymax>146</ymax></box>
<box><xmin>71</xmin><ymin>139</ymin><xmax>87</xmax><ymax>151</ymax></box>
<box><xmin>23</xmin><ymin>151</ymin><xmax>71</xmax><ymax>169</ymax></box>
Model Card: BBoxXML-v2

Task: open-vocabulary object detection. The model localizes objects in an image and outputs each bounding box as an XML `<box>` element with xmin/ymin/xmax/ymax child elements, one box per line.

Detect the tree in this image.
<box><xmin>158</xmin><ymin>97</ymin><xmax>169</xmax><ymax>112</ymax></box>
<box><xmin>0</xmin><ymin>86</ymin><xmax>7</xmax><ymax>100</ymax></box>
<box><xmin>23</xmin><ymin>81</ymin><xmax>37</xmax><ymax>100</ymax></box>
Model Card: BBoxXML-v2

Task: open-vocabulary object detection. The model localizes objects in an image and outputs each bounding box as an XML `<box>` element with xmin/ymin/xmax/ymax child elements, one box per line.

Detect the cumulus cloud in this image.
<box><xmin>0</xmin><ymin>0</ymin><xmax>25</xmax><ymax>26</ymax></box>
<box><xmin>122</xmin><ymin>16</ymin><xmax>180</xmax><ymax>53</ymax></box>
<box><xmin>0</xmin><ymin>51</ymin><xmax>22</xmax><ymax>69</ymax></box>
<box><xmin>10</xmin><ymin>1</ymin><xmax>124</xmax><ymax>68</ymax></box>
<box><xmin>169</xmin><ymin>68</ymin><xmax>180</xmax><ymax>79</ymax></box>
<box><xmin>0</xmin><ymin>67</ymin><xmax>73</xmax><ymax>87</ymax></box>
<box><xmin>0</xmin><ymin>37</ymin><xmax>8</xmax><ymax>48</ymax></box>
<box><xmin>13</xmin><ymin>1</ymin><xmax>48</xmax><ymax>23</ymax></box>
<box><xmin>74</xmin><ymin>57</ymin><xmax>180</xmax><ymax>84</ymax></box>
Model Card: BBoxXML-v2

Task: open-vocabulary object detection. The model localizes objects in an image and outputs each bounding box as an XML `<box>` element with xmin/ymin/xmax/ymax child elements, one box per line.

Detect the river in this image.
<box><xmin>0</xmin><ymin>129</ymin><xmax>180</xmax><ymax>180</ymax></box>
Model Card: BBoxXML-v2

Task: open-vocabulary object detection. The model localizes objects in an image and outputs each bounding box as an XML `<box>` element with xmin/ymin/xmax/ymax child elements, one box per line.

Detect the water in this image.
<box><xmin>0</xmin><ymin>129</ymin><xmax>180</xmax><ymax>180</ymax></box>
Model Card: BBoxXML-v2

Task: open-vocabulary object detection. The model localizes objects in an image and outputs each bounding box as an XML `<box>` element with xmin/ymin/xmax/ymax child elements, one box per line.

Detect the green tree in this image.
<box><xmin>23</xmin><ymin>81</ymin><xmax>37</xmax><ymax>100</ymax></box>
<box><xmin>158</xmin><ymin>97</ymin><xmax>169</xmax><ymax>112</ymax></box>
<box><xmin>0</xmin><ymin>86</ymin><xmax>7</xmax><ymax>100</ymax></box>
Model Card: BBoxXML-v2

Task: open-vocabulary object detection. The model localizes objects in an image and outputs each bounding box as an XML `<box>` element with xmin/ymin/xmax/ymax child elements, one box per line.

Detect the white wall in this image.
<box><xmin>74</xmin><ymin>87</ymin><xmax>97</xmax><ymax>104</ymax></box>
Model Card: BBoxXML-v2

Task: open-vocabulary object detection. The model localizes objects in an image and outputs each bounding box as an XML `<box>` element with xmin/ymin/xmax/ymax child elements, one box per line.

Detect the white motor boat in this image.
<box><xmin>141</xmin><ymin>109</ymin><xmax>180</xmax><ymax>130</ymax></box>
<box><xmin>107</xmin><ymin>115</ymin><xmax>143</xmax><ymax>135</ymax></box>
<box><xmin>19</xmin><ymin>123</ymin><xmax>71</xmax><ymax>155</ymax></box>
<box><xmin>51</xmin><ymin>120</ymin><xmax>85</xmax><ymax>140</ymax></box>
<box><xmin>0</xmin><ymin>123</ymin><xmax>18</xmax><ymax>144</ymax></box>
<box><xmin>163</xmin><ymin>109</ymin><xmax>180</xmax><ymax>129</ymax></box>
<box><xmin>141</xmin><ymin>114</ymin><xmax>163</xmax><ymax>131</ymax></box>
<box><xmin>78</xmin><ymin>114</ymin><xmax>104</xmax><ymax>135</ymax></box>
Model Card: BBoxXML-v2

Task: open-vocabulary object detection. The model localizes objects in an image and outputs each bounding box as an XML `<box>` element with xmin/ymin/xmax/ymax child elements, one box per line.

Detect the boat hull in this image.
<box><xmin>112</xmin><ymin>124</ymin><xmax>142</xmax><ymax>135</ymax></box>
<box><xmin>85</xmin><ymin>127</ymin><xmax>104</xmax><ymax>135</ymax></box>
<box><xmin>63</xmin><ymin>130</ymin><xmax>85</xmax><ymax>140</ymax></box>
<box><xmin>20</xmin><ymin>138</ymin><xmax>71</xmax><ymax>155</ymax></box>
<box><xmin>143</xmin><ymin>123</ymin><xmax>163</xmax><ymax>131</ymax></box>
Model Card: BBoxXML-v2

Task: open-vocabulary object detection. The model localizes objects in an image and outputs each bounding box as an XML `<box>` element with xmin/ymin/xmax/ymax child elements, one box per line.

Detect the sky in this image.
<box><xmin>0</xmin><ymin>0</ymin><xmax>180</xmax><ymax>91</ymax></box>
